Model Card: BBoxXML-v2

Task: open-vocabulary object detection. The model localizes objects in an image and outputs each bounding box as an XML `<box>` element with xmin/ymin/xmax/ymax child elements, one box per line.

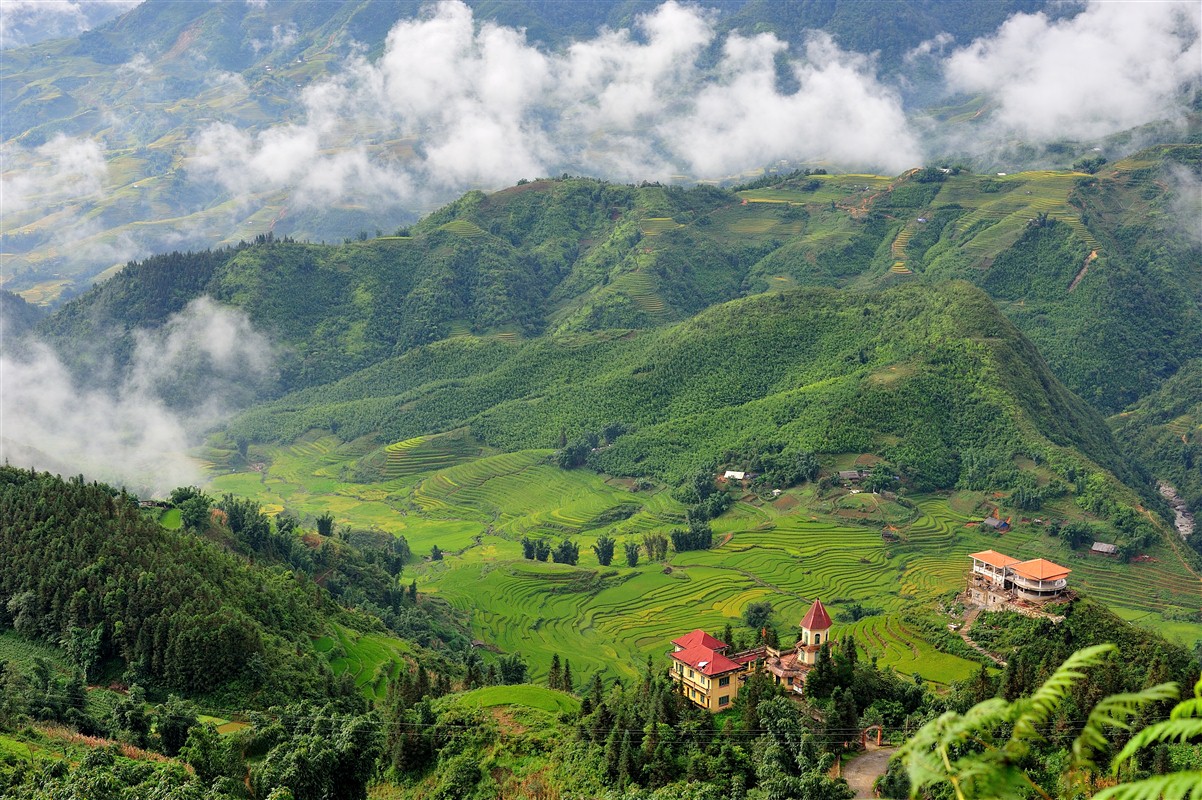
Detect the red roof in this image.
<box><xmin>970</xmin><ymin>550</ymin><xmax>1023</xmax><ymax>569</ymax></box>
<box><xmin>672</xmin><ymin>629</ymin><xmax>727</xmax><ymax>651</ymax></box>
<box><xmin>800</xmin><ymin>599</ymin><xmax>832</xmax><ymax>631</ymax></box>
<box><xmin>670</xmin><ymin>645</ymin><xmax>743</xmax><ymax>676</ymax></box>
<box><xmin>1011</xmin><ymin>558</ymin><xmax>1070</xmax><ymax>581</ymax></box>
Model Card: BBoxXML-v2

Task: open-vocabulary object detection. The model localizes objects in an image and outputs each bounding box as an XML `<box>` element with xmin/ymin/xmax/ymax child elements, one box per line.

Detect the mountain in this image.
<box><xmin>37</xmin><ymin>147</ymin><xmax>1202</xmax><ymax>415</ymax></box>
<box><xmin>228</xmin><ymin>281</ymin><xmax>1132</xmax><ymax>496</ymax></box>
<box><xmin>1</xmin><ymin>0</ymin><xmax>1074</xmax><ymax>302</ymax></box>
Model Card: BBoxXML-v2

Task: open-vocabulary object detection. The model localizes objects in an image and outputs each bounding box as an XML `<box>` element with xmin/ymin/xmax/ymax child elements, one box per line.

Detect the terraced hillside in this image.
<box><xmin>210</xmin><ymin>436</ymin><xmax>1202</xmax><ymax>686</ymax></box>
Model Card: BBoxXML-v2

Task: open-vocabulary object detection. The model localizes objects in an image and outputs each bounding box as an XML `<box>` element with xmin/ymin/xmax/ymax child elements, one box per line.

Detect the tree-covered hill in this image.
<box><xmin>227</xmin><ymin>282</ymin><xmax>1136</xmax><ymax>501</ymax></box>
<box><xmin>0</xmin><ymin>467</ymin><xmax>466</xmax><ymax>707</ymax></box>
<box><xmin>1112</xmin><ymin>359</ymin><xmax>1202</xmax><ymax>515</ymax></box>
<box><xmin>37</xmin><ymin>147</ymin><xmax>1202</xmax><ymax>419</ymax></box>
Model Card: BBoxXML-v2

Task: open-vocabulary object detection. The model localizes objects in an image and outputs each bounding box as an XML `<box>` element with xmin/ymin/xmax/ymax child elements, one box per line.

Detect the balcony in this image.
<box><xmin>1011</xmin><ymin>575</ymin><xmax>1067</xmax><ymax>593</ymax></box>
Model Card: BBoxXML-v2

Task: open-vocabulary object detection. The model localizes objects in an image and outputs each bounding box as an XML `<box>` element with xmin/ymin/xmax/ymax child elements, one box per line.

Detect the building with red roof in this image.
<box><xmin>669</xmin><ymin>599</ymin><xmax>837</xmax><ymax>711</ymax></box>
<box><xmin>669</xmin><ymin>629</ymin><xmax>758</xmax><ymax>712</ymax></box>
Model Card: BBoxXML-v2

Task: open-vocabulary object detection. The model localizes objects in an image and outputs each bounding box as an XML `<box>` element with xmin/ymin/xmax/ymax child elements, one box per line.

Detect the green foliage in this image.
<box><xmin>900</xmin><ymin>644</ymin><xmax>1196</xmax><ymax>800</ymax></box>
<box><xmin>0</xmin><ymin>467</ymin><xmax>335</xmax><ymax>701</ymax></box>
<box><xmin>229</xmin><ymin>284</ymin><xmax>1130</xmax><ymax>501</ymax></box>
<box><xmin>593</xmin><ymin>534</ymin><xmax>616</xmax><ymax>566</ymax></box>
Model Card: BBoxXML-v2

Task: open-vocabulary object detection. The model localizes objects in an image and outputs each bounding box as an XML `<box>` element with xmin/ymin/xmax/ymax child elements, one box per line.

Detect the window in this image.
<box><xmin>718</xmin><ymin>695</ymin><xmax>730</xmax><ymax>706</ymax></box>
<box><xmin>718</xmin><ymin>676</ymin><xmax>730</xmax><ymax>687</ymax></box>
<box><xmin>688</xmin><ymin>669</ymin><xmax>694</xmax><ymax>678</ymax></box>
<box><xmin>814</xmin><ymin>633</ymin><xmax>821</xmax><ymax>645</ymax></box>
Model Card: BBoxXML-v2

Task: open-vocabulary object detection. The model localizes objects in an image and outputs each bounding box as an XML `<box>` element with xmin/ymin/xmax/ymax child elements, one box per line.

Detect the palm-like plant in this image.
<box><xmin>898</xmin><ymin>644</ymin><xmax>1192</xmax><ymax>799</ymax></box>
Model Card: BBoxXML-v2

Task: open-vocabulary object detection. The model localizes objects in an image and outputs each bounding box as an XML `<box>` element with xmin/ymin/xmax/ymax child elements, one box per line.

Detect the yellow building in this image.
<box><xmin>669</xmin><ymin>599</ymin><xmax>835</xmax><ymax>711</ymax></box>
<box><xmin>668</xmin><ymin>630</ymin><xmax>760</xmax><ymax>712</ymax></box>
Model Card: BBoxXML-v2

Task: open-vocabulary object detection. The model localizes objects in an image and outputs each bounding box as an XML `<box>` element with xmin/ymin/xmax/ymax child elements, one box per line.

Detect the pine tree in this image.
<box><xmin>618</xmin><ymin>729</ymin><xmax>638</xmax><ymax>788</ymax></box>
<box><xmin>562</xmin><ymin>659</ymin><xmax>573</xmax><ymax>694</ymax></box>
<box><xmin>548</xmin><ymin>654</ymin><xmax>563</xmax><ymax>691</ymax></box>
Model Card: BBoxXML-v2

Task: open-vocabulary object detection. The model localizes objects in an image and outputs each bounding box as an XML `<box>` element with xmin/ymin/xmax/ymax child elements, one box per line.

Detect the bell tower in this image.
<box><xmin>797</xmin><ymin>598</ymin><xmax>832</xmax><ymax>665</ymax></box>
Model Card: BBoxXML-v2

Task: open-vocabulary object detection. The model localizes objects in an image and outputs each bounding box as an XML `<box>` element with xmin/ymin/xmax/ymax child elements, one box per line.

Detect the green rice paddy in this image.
<box><xmin>204</xmin><ymin>432</ymin><xmax>1202</xmax><ymax>690</ymax></box>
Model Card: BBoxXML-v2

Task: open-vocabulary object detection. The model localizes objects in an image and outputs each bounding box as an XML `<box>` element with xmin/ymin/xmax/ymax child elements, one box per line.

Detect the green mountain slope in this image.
<box><xmin>1112</xmin><ymin>359</ymin><xmax>1202</xmax><ymax>513</ymax></box>
<box><xmin>40</xmin><ymin>149</ymin><xmax>1202</xmax><ymax>418</ymax></box>
<box><xmin>230</xmin><ymin>282</ymin><xmax>1133</xmax><ymax>495</ymax></box>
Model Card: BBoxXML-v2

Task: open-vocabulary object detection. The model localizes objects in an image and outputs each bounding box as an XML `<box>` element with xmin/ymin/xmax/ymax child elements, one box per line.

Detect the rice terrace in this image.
<box><xmin>206</xmin><ymin>429</ymin><xmax>1202</xmax><ymax>691</ymax></box>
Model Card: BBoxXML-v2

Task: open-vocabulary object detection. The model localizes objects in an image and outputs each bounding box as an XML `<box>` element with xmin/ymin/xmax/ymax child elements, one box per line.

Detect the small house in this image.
<box><xmin>981</xmin><ymin>517</ymin><xmax>1010</xmax><ymax>531</ymax></box>
<box><xmin>723</xmin><ymin>470</ymin><xmax>746</xmax><ymax>481</ymax></box>
<box><xmin>1090</xmin><ymin>542</ymin><xmax>1118</xmax><ymax>557</ymax></box>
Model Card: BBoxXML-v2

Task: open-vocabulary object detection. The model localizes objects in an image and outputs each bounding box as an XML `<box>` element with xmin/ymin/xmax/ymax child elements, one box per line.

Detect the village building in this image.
<box><xmin>668</xmin><ymin>630</ymin><xmax>760</xmax><ymax>711</ymax></box>
<box><xmin>966</xmin><ymin>549</ymin><xmax>1071</xmax><ymax>609</ymax></box>
<box><xmin>1090</xmin><ymin>541</ymin><xmax>1118</xmax><ymax>557</ymax></box>
<box><xmin>722</xmin><ymin>470</ymin><xmax>747</xmax><ymax>481</ymax></box>
<box><xmin>669</xmin><ymin>599</ymin><xmax>834</xmax><ymax>711</ymax></box>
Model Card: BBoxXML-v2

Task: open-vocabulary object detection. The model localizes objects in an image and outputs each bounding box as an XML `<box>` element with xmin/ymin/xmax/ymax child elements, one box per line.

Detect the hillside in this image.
<box><xmin>229</xmin><ymin>282</ymin><xmax>1129</xmax><ymax>492</ymax></box>
<box><xmin>1112</xmin><ymin>359</ymin><xmax>1202</xmax><ymax>517</ymax></box>
<box><xmin>0</xmin><ymin>0</ymin><xmax>1070</xmax><ymax>300</ymax></box>
<box><xmin>37</xmin><ymin>148</ymin><xmax>1202</xmax><ymax>417</ymax></box>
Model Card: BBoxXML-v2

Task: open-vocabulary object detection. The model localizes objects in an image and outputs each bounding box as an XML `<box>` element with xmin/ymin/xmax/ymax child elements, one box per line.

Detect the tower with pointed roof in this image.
<box><xmin>797</xmin><ymin>598</ymin><xmax>832</xmax><ymax>665</ymax></box>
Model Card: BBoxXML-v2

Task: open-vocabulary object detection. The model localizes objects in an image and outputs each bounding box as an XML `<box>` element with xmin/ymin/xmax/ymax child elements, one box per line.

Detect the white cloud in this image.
<box><xmin>0</xmin><ymin>0</ymin><xmax>141</xmax><ymax>49</ymax></box>
<box><xmin>0</xmin><ymin>134</ymin><xmax>108</xmax><ymax>213</ymax></box>
<box><xmin>945</xmin><ymin>0</ymin><xmax>1202</xmax><ymax>142</ymax></box>
<box><xmin>189</xmin><ymin>0</ymin><xmax>919</xmax><ymax>207</ymax></box>
<box><xmin>0</xmin><ymin>297</ymin><xmax>275</xmax><ymax>495</ymax></box>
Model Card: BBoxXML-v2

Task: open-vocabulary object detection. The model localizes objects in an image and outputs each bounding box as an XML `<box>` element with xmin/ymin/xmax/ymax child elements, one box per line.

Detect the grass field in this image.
<box><xmin>450</xmin><ymin>684</ymin><xmax>580</xmax><ymax>714</ymax></box>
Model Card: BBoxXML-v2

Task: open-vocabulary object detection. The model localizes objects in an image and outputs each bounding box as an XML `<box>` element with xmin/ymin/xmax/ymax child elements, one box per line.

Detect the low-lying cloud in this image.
<box><xmin>190</xmin><ymin>0</ymin><xmax>921</xmax><ymax>207</ymax></box>
<box><xmin>1</xmin><ymin>134</ymin><xmax>108</xmax><ymax>214</ymax></box>
<box><xmin>0</xmin><ymin>297</ymin><xmax>275</xmax><ymax>496</ymax></box>
<box><xmin>0</xmin><ymin>0</ymin><xmax>141</xmax><ymax>49</ymax></box>
<box><xmin>945</xmin><ymin>0</ymin><xmax>1201</xmax><ymax>143</ymax></box>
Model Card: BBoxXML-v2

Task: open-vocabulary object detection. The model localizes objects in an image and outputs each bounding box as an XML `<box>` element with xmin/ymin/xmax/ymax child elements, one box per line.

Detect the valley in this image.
<box><xmin>2</xmin><ymin>1</ymin><xmax>1201</xmax><ymax>795</ymax></box>
<box><xmin>203</xmin><ymin>430</ymin><xmax>1202</xmax><ymax>694</ymax></box>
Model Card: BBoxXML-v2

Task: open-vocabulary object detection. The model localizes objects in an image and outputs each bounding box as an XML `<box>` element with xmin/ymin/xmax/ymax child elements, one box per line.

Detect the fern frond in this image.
<box><xmin>1170</xmin><ymin>674</ymin><xmax>1202</xmax><ymax>719</ymax></box>
<box><xmin>1171</xmin><ymin>697</ymin><xmax>1202</xmax><ymax>719</ymax></box>
<box><xmin>1071</xmin><ymin>682</ymin><xmax>1179</xmax><ymax>771</ymax></box>
<box><xmin>899</xmin><ymin>702</ymin><xmax>1014</xmax><ymax>799</ymax></box>
<box><xmin>1011</xmin><ymin>643</ymin><xmax>1114</xmax><ymax>744</ymax></box>
<box><xmin>1094</xmin><ymin>771</ymin><xmax>1202</xmax><ymax>800</ymax></box>
<box><xmin>1110</xmin><ymin>717</ymin><xmax>1202</xmax><ymax>767</ymax></box>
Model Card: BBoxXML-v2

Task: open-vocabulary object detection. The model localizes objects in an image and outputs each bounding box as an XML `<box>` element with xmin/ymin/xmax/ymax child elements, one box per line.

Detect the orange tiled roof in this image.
<box><xmin>1011</xmin><ymin>558</ymin><xmax>1071</xmax><ymax>581</ymax></box>
<box><xmin>969</xmin><ymin>550</ymin><xmax>1023</xmax><ymax>569</ymax></box>
<box><xmin>670</xmin><ymin>645</ymin><xmax>743</xmax><ymax>676</ymax></box>
<box><xmin>800</xmin><ymin>599</ymin><xmax>832</xmax><ymax>631</ymax></box>
<box><xmin>672</xmin><ymin>629</ymin><xmax>727</xmax><ymax>650</ymax></box>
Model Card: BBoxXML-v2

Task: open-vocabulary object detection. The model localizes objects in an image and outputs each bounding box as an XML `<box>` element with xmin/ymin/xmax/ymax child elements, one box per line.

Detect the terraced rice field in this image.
<box><xmin>639</xmin><ymin>217</ymin><xmax>683</xmax><ymax>236</ymax></box>
<box><xmin>316</xmin><ymin>625</ymin><xmax>414</xmax><ymax>700</ymax></box>
<box><xmin>939</xmin><ymin>171</ymin><xmax>1100</xmax><ymax>261</ymax></box>
<box><xmin>208</xmin><ymin>436</ymin><xmax>1202</xmax><ymax>686</ymax></box>
<box><xmin>843</xmin><ymin>616</ymin><xmax>978</xmax><ymax>685</ymax></box>
<box><xmin>439</xmin><ymin>219</ymin><xmax>488</xmax><ymax>238</ymax></box>
<box><xmin>612</xmin><ymin>270</ymin><xmax>667</xmax><ymax>315</ymax></box>
<box><xmin>382</xmin><ymin>433</ymin><xmax>479</xmax><ymax>479</ymax></box>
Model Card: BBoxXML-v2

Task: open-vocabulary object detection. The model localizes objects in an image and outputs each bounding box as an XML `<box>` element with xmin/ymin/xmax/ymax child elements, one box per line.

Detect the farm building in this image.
<box><xmin>1090</xmin><ymin>541</ymin><xmax>1118</xmax><ymax>556</ymax></box>
<box><xmin>838</xmin><ymin>470</ymin><xmax>867</xmax><ymax>483</ymax></box>
<box><xmin>967</xmin><ymin>550</ymin><xmax>1071</xmax><ymax>608</ymax></box>
<box><xmin>981</xmin><ymin>516</ymin><xmax>1010</xmax><ymax>531</ymax></box>
<box><xmin>722</xmin><ymin>470</ymin><xmax>747</xmax><ymax>481</ymax></box>
<box><xmin>669</xmin><ymin>599</ymin><xmax>834</xmax><ymax>711</ymax></box>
